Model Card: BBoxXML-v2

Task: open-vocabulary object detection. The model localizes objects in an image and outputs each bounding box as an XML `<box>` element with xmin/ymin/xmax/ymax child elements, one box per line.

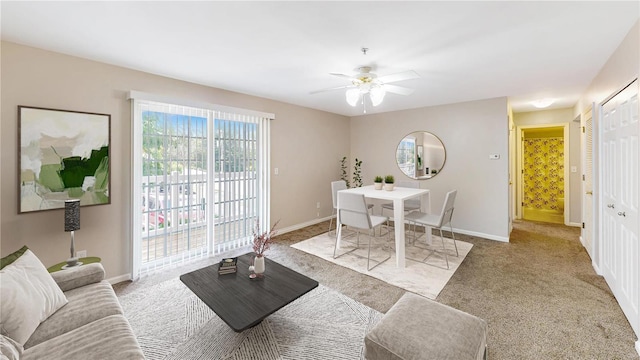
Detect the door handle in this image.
<box><xmin>607</xmin><ymin>204</ymin><xmax>615</xmax><ymax>209</ymax></box>
<box><xmin>586</xmin><ymin>191</ymin><xmax>593</xmax><ymax>195</ymax></box>
<box><xmin>617</xmin><ymin>211</ymin><xmax>626</xmax><ymax>217</ymax></box>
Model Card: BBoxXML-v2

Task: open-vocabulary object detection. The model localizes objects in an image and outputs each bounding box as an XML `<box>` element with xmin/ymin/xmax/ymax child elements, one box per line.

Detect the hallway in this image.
<box><xmin>521</xmin><ymin>127</ymin><xmax>565</xmax><ymax>224</ymax></box>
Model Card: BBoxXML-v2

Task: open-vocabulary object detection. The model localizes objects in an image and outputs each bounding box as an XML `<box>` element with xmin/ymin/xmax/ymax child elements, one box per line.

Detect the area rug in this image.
<box><xmin>291</xmin><ymin>231</ymin><xmax>472</xmax><ymax>299</ymax></box>
<box><xmin>118</xmin><ymin>278</ymin><xmax>382</xmax><ymax>360</ymax></box>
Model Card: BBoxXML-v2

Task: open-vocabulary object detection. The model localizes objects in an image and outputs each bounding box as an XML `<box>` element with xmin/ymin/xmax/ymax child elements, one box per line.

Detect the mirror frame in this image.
<box><xmin>395</xmin><ymin>131</ymin><xmax>446</xmax><ymax>180</ymax></box>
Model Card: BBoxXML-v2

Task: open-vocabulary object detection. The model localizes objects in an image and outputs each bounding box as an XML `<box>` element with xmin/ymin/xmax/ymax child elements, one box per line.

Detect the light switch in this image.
<box><xmin>274</xmin><ymin>168</ymin><xmax>279</xmax><ymax>175</ymax></box>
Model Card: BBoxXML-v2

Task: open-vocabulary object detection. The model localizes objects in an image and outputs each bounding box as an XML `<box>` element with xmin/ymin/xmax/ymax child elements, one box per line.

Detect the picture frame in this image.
<box><xmin>18</xmin><ymin>106</ymin><xmax>111</xmax><ymax>213</ymax></box>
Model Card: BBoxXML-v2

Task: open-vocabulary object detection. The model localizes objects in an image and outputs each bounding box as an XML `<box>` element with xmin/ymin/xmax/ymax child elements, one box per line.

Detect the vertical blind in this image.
<box><xmin>213</xmin><ymin>112</ymin><xmax>264</xmax><ymax>253</ymax></box>
<box><xmin>130</xmin><ymin>92</ymin><xmax>272</xmax><ymax>278</ymax></box>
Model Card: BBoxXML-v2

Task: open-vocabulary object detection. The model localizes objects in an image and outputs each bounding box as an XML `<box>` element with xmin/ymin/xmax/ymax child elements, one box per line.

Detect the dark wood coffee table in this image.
<box><xmin>180</xmin><ymin>253</ymin><xmax>318</xmax><ymax>332</ymax></box>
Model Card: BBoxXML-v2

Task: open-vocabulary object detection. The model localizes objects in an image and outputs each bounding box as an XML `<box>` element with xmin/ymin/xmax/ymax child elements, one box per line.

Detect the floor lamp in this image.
<box><xmin>64</xmin><ymin>199</ymin><xmax>81</xmax><ymax>268</ymax></box>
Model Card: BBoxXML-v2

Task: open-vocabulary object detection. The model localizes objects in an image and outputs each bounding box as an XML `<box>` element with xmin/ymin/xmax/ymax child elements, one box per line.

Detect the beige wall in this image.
<box><xmin>513</xmin><ymin>108</ymin><xmax>582</xmax><ymax>225</ymax></box>
<box><xmin>350</xmin><ymin>97</ymin><xmax>511</xmax><ymax>241</ymax></box>
<box><xmin>514</xmin><ymin>107</ymin><xmax>575</xmax><ymax>126</ymax></box>
<box><xmin>0</xmin><ymin>41</ymin><xmax>350</xmax><ymax>279</ymax></box>
<box><xmin>575</xmin><ymin>21</ymin><xmax>639</xmax><ymax>117</ymax></box>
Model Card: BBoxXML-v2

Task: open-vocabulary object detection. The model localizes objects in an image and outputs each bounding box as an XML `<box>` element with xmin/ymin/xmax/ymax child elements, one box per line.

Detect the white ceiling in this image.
<box><xmin>2</xmin><ymin>1</ymin><xmax>638</xmax><ymax>117</ymax></box>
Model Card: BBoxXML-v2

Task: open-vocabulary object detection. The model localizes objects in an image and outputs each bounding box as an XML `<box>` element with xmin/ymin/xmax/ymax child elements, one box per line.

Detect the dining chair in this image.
<box><xmin>328</xmin><ymin>180</ymin><xmax>347</xmax><ymax>236</ymax></box>
<box><xmin>328</xmin><ymin>180</ymin><xmax>373</xmax><ymax>237</ymax></box>
<box><xmin>404</xmin><ymin>189</ymin><xmax>458</xmax><ymax>269</ymax></box>
<box><xmin>380</xmin><ymin>181</ymin><xmax>421</xmax><ymax>235</ymax></box>
<box><xmin>333</xmin><ymin>192</ymin><xmax>391</xmax><ymax>271</ymax></box>
<box><xmin>381</xmin><ymin>181</ymin><xmax>421</xmax><ymax>216</ymax></box>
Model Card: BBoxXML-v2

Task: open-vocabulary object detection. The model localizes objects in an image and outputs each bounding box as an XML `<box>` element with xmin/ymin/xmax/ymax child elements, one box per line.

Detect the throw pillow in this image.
<box><xmin>0</xmin><ymin>335</ymin><xmax>22</xmax><ymax>360</ymax></box>
<box><xmin>0</xmin><ymin>246</ymin><xmax>28</xmax><ymax>270</ymax></box>
<box><xmin>0</xmin><ymin>249</ymin><xmax>68</xmax><ymax>346</ymax></box>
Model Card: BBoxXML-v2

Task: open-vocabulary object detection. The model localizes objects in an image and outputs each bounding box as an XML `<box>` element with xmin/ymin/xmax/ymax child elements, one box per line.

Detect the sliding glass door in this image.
<box><xmin>131</xmin><ymin>95</ymin><xmax>272</xmax><ymax>277</ymax></box>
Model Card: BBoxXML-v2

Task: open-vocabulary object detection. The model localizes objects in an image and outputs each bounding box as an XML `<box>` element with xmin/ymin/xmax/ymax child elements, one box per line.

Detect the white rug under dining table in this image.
<box><xmin>291</xmin><ymin>230</ymin><xmax>473</xmax><ymax>299</ymax></box>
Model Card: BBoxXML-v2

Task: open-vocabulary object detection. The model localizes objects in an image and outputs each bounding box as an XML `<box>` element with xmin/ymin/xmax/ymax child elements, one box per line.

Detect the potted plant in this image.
<box><xmin>352</xmin><ymin>158</ymin><xmax>363</xmax><ymax>188</ymax></box>
<box><xmin>251</xmin><ymin>219</ymin><xmax>279</xmax><ymax>277</ymax></box>
<box><xmin>384</xmin><ymin>175</ymin><xmax>395</xmax><ymax>191</ymax></box>
<box><xmin>374</xmin><ymin>176</ymin><xmax>384</xmax><ymax>190</ymax></box>
<box><xmin>340</xmin><ymin>157</ymin><xmax>350</xmax><ymax>188</ymax></box>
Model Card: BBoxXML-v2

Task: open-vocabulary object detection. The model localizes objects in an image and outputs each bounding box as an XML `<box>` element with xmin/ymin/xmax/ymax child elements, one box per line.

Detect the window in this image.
<box><xmin>130</xmin><ymin>93</ymin><xmax>273</xmax><ymax>277</ymax></box>
<box><xmin>397</xmin><ymin>137</ymin><xmax>416</xmax><ymax>178</ymax></box>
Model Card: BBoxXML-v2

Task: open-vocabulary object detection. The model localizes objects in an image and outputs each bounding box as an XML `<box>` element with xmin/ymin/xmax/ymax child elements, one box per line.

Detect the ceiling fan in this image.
<box><xmin>310</xmin><ymin>65</ymin><xmax>420</xmax><ymax>111</ymax></box>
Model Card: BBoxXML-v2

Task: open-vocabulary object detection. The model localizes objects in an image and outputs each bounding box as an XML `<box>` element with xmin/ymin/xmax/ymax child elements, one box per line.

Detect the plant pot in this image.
<box><xmin>254</xmin><ymin>255</ymin><xmax>265</xmax><ymax>275</ymax></box>
<box><xmin>384</xmin><ymin>183</ymin><xmax>395</xmax><ymax>191</ymax></box>
<box><xmin>374</xmin><ymin>182</ymin><xmax>383</xmax><ymax>190</ymax></box>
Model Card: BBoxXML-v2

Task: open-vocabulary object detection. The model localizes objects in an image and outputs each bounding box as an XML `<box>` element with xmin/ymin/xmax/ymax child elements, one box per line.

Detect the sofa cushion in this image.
<box><xmin>22</xmin><ymin>315</ymin><xmax>145</xmax><ymax>360</ymax></box>
<box><xmin>51</xmin><ymin>263</ymin><xmax>105</xmax><ymax>292</ymax></box>
<box><xmin>0</xmin><ymin>335</ymin><xmax>23</xmax><ymax>360</ymax></box>
<box><xmin>0</xmin><ymin>245</ymin><xmax>28</xmax><ymax>270</ymax></box>
<box><xmin>0</xmin><ymin>249</ymin><xmax>68</xmax><ymax>346</ymax></box>
<box><xmin>24</xmin><ymin>280</ymin><xmax>123</xmax><ymax>348</ymax></box>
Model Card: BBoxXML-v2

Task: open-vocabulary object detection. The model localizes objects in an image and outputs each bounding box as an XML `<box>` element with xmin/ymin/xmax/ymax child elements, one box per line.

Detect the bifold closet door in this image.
<box><xmin>600</xmin><ymin>80</ymin><xmax>639</xmax><ymax>338</ymax></box>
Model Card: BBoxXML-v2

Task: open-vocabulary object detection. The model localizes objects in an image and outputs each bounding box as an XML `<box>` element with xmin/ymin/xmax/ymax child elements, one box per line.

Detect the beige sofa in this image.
<box><xmin>20</xmin><ymin>263</ymin><xmax>144</xmax><ymax>360</ymax></box>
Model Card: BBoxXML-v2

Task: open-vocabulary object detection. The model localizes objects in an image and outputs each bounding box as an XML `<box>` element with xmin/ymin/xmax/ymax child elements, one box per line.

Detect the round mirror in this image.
<box><xmin>396</xmin><ymin>131</ymin><xmax>446</xmax><ymax>179</ymax></box>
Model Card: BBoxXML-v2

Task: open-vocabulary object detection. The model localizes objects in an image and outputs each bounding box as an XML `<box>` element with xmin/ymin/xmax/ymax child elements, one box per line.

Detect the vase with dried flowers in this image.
<box><xmin>250</xmin><ymin>219</ymin><xmax>279</xmax><ymax>278</ymax></box>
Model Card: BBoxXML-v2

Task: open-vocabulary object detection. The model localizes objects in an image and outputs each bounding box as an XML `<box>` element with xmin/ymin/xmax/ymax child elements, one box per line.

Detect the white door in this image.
<box><xmin>600</xmin><ymin>80</ymin><xmax>639</xmax><ymax>338</ymax></box>
<box><xmin>581</xmin><ymin>108</ymin><xmax>594</xmax><ymax>258</ymax></box>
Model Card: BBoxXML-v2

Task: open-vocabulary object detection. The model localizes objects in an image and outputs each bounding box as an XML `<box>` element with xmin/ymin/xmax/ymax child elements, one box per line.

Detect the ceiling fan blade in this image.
<box><xmin>309</xmin><ymin>84</ymin><xmax>355</xmax><ymax>95</ymax></box>
<box><xmin>377</xmin><ymin>70</ymin><xmax>420</xmax><ymax>84</ymax></box>
<box><xmin>384</xmin><ymin>84</ymin><xmax>415</xmax><ymax>96</ymax></box>
<box><xmin>329</xmin><ymin>72</ymin><xmax>356</xmax><ymax>80</ymax></box>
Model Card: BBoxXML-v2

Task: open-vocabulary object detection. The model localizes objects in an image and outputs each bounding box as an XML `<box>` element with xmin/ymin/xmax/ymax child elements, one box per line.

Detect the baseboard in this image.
<box><xmin>636</xmin><ymin>340</ymin><xmax>640</xmax><ymax>357</ymax></box>
<box><xmin>452</xmin><ymin>227</ymin><xmax>510</xmax><ymax>243</ymax></box>
<box><xmin>107</xmin><ymin>220</ymin><xmax>504</xmax><ymax>284</ymax></box>
<box><xmin>278</xmin><ymin>216</ymin><xmax>333</xmax><ymax>235</ymax></box>
<box><xmin>278</xmin><ymin>217</ymin><xmax>508</xmax><ymax>243</ymax></box>
<box><xmin>592</xmin><ymin>261</ymin><xmax>602</xmax><ymax>276</ymax></box>
<box><xmin>567</xmin><ymin>222</ymin><xmax>581</xmax><ymax>227</ymax></box>
<box><xmin>579</xmin><ymin>235</ymin><xmax>585</xmax><ymax>247</ymax></box>
<box><xmin>106</xmin><ymin>219</ymin><xmax>333</xmax><ymax>285</ymax></box>
<box><xmin>107</xmin><ymin>273</ymin><xmax>132</xmax><ymax>285</ymax></box>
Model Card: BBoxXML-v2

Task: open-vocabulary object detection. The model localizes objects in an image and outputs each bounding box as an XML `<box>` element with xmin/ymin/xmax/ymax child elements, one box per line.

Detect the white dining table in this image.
<box><xmin>336</xmin><ymin>185</ymin><xmax>431</xmax><ymax>268</ymax></box>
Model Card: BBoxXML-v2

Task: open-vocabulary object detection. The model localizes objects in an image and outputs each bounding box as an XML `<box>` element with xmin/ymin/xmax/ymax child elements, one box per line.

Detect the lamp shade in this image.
<box><xmin>369</xmin><ymin>85</ymin><xmax>386</xmax><ymax>106</ymax></box>
<box><xmin>345</xmin><ymin>88</ymin><xmax>360</xmax><ymax>106</ymax></box>
<box><xmin>64</xmin><ymin>199</ymin><xmax>80</xmax><ymax>232</ymax></box>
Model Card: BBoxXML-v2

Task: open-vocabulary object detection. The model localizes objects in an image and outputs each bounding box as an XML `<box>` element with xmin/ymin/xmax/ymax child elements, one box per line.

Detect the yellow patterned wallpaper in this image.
<box><xmin>523</xmin><ymin>138</ymin><xmax>564</xmax><ymax>211</ymax></box>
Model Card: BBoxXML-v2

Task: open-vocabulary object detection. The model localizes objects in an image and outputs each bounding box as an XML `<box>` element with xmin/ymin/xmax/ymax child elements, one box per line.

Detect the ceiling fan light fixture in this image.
<box><xmin>370</xmin><ymin>85</ymin><xmax>386</xmax><ymax>106</ymax></box>
<box><xmin>346</xmin><ymin>88</ymin><xmax>360</xmax><ymax>106</ymax></box>
<box><xmin>314</xmin><ymin>53</ymin><xmax>418</xmax><ymax>111</ymax></box>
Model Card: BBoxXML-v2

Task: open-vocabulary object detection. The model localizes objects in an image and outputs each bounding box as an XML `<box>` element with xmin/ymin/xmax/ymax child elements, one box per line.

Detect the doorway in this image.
<box><xmin>516</xmin><ymin>124</ymin><xmax>569</xmax><ymax>224</ymax></box>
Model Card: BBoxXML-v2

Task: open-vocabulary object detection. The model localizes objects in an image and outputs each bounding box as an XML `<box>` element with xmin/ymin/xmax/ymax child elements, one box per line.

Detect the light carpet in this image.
<box><xmin>291</xmin><ymin>231</ymin><xmax>472</xmax><ymax>299</ymax></box>
<box><xmin>118</xmin><ymin>278</ymin><xmax>382</xmax><ymax>360</ymax></box>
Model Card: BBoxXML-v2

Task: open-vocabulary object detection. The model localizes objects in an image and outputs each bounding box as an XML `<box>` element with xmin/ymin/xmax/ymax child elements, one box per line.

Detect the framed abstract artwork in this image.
<box><xmin>18</xmin><ymin>106</ymin><xmax>111</xmax><ymax>213</ymax></box>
